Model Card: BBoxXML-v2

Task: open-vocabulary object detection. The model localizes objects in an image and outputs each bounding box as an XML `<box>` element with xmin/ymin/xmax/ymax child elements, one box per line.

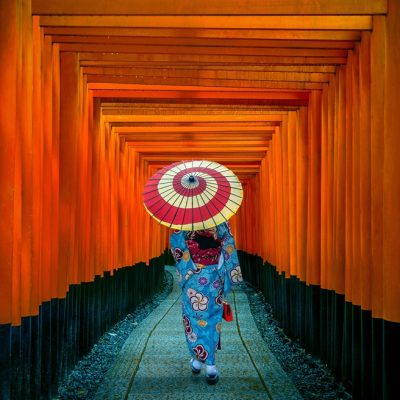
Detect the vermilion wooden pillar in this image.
<box><xmin>306</xmin><ymin>90</ymin><xmax>321</xmax><ymax>286</ymax></box>
<box><xmin>370</xmin><ymin>15</ymin><xmax>385</xmax><ymax>319</ymax></box>
<box><xmin>0</xmin><ymin>0</ymin><xmax>18</xmax><ymax>325</ymax></box>
<box><xmin>382</xmin><ymin>0</ymin><xmax>400</xmax><ymax>324</ymax></box>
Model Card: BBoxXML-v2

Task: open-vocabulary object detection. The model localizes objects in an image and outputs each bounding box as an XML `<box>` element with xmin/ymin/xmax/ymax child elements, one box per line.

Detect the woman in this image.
<box><xmin>170</xmin><ymin>221</ymin><xmax>242</xmax><ymax>385</ymax></box>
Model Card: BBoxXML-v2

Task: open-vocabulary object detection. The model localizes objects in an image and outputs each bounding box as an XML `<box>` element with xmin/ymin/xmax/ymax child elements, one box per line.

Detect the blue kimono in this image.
<box><xmin>170</xmin><ymin>222</ymin><xmax>242</xmax><ymax>365</ymax></box>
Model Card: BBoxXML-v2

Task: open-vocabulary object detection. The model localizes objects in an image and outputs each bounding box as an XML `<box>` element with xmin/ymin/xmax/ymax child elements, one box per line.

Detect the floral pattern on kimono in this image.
<box><xmin>170</xmin><ymin>222</ymin><xmax>242</xmax><ymax>365</ymax></box>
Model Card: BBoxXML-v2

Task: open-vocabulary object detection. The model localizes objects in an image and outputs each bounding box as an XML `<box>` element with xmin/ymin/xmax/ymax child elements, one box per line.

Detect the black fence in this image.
<box><xmin>0</xmin><ymin>250</ymin><xmax>171</xmax><ymax>400</ymax></box>
<box><xmin>239</xmin><ymin>250</ymin><xmax>400</xmax><ymax>400</ymax></box>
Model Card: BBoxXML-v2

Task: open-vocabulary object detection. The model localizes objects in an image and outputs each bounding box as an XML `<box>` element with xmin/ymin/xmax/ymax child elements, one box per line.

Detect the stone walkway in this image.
<box><xmin>94</xmin><ymin>266</ymin><xmax>302</xmax><ymax>400</ymax></box>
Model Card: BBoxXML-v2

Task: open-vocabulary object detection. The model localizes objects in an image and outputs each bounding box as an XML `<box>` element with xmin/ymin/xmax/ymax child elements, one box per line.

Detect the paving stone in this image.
<box><xmin>94</xmin><ymin>266</ymin><xmax>302</xmax><ymax>400</ymax></box>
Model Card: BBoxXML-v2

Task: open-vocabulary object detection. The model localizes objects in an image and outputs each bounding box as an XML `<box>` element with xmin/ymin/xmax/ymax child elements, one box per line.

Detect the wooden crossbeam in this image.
<box><xmin>100</xmin><ymin>108</ymin><xmax>290</xmax><ymax>115</ymax></box>
<box><xmin>100</xmin><ymin>104</ymin><xmax>293</xmax><ymax>114</ymax></box>
<box><xmin>102</xmin><ymin>114</ymin><xmax>285</xmax><ymax>123</ymax></box>
<box><xmin>32</xmin><ymin>0</ymin><xmax>386</xmax><ymax>15</ymax></box>
<box><xmin>101</xmin><ymin>101</ymin><xmax>297</xmax><ymax>107</ymax></box>
<box><xmin>146</xmin><ymin>161</ymin><xmax>260</xmax><ymax>170</ymax></box>
<box><xmin>116</xmin><ymin>134</ymin><xmax>275</xmax><ymax>143</ymax></box>
<box><xmin>89</xmin><ymin>83</ymin><xmax>297</xmax><ymax>92</ymax></box>
<box><xmin>82</xmin><ymin>66</ymin><xmax>331</xmax><ymax>83</ymax></box>
<box><xmin>127</xmin><ymin>135</ymin><xmax>271</xmax><ymax>143</ymax></box>
<box><xmin>93</xmin><ymin>89</ymin><xmax>291</xmax><ymax>99</ymax></box>
<box><xmin>126</xmin><ymin>143</ymin><xmax>270</xmax><ymax>150</ymax></box>
<box><xmin>112</xmin><ymin>128</ymin><xmax>276</xmax><ymax>136</ymax></box>
<box><xmin>146</xmin><ymin>160</ymin><xmax>261</xmax><ymax>167</ymax></box>
<box><xmin>144</xmin><ymin>159</ymin><xmax>261</xmax><ymax>169</ymax></box>
<box><xmin>89</xmin><ymin>85</ymin><xmax>310</xmax><ymax>97</ymax></box>
<box><xmin>60</xmin><ymin>43</ymin><xmax>349</xmax><ymax>58</ymax></box>
<box><xmin>50</xmin><ymin>35</ymin><xmax>355</xmax><ymax>50</ymax></box>
<box><xmin>126</xmin><ymin>109</ymin><xmax>290</xmax><ymax>114</ymax></box>
<box><xmin>81</xmin><ymin>63</ymin><xmax>337</xmax><ymax>73</ymax></box>
<box><xmin>78</xmin><ymin>52</ymin><xmax>346</xmax><ymax>66</ymax></box>
<box><xmin>90</xmin><ymin>90</ymin><xmax>312</xmax><ymax>103</ymax></box>
<box><xmin>39</xmin><ymin>16</ymin><xmax>372</xmax><ymax>30</ymax></box>
<box><xmin>111</xmin><ymin>126</ymin><xmax>277</xmax><ymax>133</ymax></box>
<box><xmin>43</xmin><ymin>27</ymin><xmax>362</xmax><ymax>41</ymax></box>
<box><xmin>135</xmin><ymin>153</ymin><xmax>268</xmax><ymax>161</ymax></box>
<box><xmin>86</xmin><ymin>74</ymin><xmax>325</xmax><ymax>90</ymax></box>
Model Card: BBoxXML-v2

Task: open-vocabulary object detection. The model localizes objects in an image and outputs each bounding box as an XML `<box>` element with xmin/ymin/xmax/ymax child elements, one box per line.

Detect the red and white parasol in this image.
<box><xmin>143</xmin><ymin>160</ymin><xmax>243</xmax><ymax>230</ymax></box>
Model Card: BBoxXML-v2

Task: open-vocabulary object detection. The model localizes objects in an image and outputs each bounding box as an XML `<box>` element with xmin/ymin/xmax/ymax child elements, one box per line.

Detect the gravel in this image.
<box><xmin>57</xmin><ymin>271</ymin><xmax>173</xmax><ymax>400</ymax></box>
<box><xmin>241</xmin><ymin>281</ymin><xmax>352</xmax><ymax>400</ymax></box>
<box><xmin>57</xmin><ymin>271</ymin><xmax>352</xmax><ymax>399</ymax></box>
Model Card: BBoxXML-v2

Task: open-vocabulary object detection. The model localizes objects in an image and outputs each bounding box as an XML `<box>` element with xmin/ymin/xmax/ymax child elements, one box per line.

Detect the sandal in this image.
<box><xmin>206</xmin><ymin>365</ymin><xmax>219</xmax><ymax>385</ymax></box>
<box><xmin>206</xmin><ymin>373</ymin><xmax>219</xmax><ymax>385</ymax></box>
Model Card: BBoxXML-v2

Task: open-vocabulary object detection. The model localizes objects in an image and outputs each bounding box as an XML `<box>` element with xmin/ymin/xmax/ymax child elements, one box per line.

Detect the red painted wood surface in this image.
<box><xmin>1</xmin><ymin>0</ymin><xmax>399</xmax><ymax>326</ymax></box>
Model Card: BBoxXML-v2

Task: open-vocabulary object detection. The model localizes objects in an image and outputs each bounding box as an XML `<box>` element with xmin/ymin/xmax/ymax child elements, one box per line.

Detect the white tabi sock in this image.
<box><xmin>191</xmin><ymin>358</ymin><xmax>202</xmax><ymax>370</ymax></box>
<box><xmin>206</xmin><ymin>365</ymin><xmax>218</xmax><ymax>376</ymax></box>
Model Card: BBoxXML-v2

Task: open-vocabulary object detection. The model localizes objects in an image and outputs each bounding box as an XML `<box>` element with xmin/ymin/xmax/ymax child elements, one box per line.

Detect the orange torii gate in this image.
<box><xmin>0</xmin><ymin>1</ymin><xmax>399</xmax><ymax>399</ymax></box>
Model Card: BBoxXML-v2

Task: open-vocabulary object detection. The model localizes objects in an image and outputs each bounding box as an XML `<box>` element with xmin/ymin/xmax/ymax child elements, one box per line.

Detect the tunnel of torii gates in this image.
<box><xmin>0</xmin><ymin>0</ymin><xmax>400</xmax><ymax>399</ymax></box>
